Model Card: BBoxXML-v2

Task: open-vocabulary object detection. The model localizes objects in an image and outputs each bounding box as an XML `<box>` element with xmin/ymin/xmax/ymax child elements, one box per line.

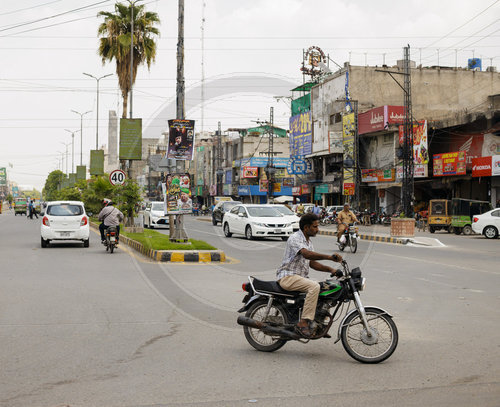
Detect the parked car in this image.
<box><xmin>143</xmin><ymin>201</ymin><xmax>169</xmax><ymax>229</ymax></box>
<box><xmin>222</xmin><ymin>204</ymin><xmax>293</xmax><ymax>240</ymax></box>
<box><xmin>212</xmin><ymin>200</ymin><xmax>242</xmax><ymax>225</ymax></box>
<box><xmin>273</xmin><ymin>204</ymin><xmax>300</xmax><ymax>231</ymax></box>
<box><xmin>41</xmin><ymin>201</ymin><xmax>89</xmax><ymax>248</ymax></box>
<box><xmin>326</xmin><ymin>205</ymin><xmax>343</xmax><ymax>216</ymax></box>
<box><xmin>471</xmin><ymin>208</ymin><xmax>500</xmax><ymax>239</ymax></box>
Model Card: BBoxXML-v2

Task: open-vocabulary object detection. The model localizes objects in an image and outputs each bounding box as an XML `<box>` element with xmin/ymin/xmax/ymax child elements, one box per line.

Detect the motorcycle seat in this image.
<box><xmin>252</xmin><ymin>278</ymin><xmax>302</xmax><ymax>298</ymax></box>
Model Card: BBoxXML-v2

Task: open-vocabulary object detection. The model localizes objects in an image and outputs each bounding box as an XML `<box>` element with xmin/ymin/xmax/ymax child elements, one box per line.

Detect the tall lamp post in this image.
<box><xmin>65</xmin><ymin>129</ymin><xmax>79</xmax><ymax>174</ymax></box>
<box><xmin>83</xmin><ymin>73</ymin><xmax>113</xmax><ymax>149</ymax></box>
<box><xmin>71</xmin><ymin>110</ymin><xmax>91</xmax><ymax>165</ymax></box>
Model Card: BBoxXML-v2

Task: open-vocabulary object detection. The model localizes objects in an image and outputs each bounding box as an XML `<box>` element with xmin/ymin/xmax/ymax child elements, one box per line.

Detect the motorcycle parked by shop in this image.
<box><xmin>237</xmin><ymin>260</ymin><xmax>398</xmax><ymax>363</ymax></box>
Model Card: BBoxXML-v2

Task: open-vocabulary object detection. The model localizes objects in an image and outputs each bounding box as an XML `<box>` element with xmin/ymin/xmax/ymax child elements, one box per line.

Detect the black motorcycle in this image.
<box><xmin>104</xmin><ymin>226</ymin><xmax>119</xmax><ymax>253</ymax></box>
<box><xmin>237</xmin><ymin>260</ymin><xmax>398</xmax><ymax>363</ymax></box>
<box><xmin>338</xmin><ymin>222</ymin><xmax>358</xmax><ymax>253</ymax></box>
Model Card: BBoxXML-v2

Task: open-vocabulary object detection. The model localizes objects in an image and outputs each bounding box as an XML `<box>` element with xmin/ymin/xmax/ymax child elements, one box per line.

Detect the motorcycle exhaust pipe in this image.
<box><xmin>237</xmin><ymin>316</ymin><xmax>300</xmax><ymax>340</ymax></box>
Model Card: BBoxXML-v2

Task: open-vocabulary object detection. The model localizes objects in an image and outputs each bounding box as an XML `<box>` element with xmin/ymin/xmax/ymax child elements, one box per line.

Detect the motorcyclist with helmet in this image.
<box><xmin>98</xmin><ymin>198</ymin><xmax>124</xmax><ymax>244</ymax></box>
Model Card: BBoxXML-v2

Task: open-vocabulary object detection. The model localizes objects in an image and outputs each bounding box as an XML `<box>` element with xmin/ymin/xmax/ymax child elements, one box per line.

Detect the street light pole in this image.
<box><xmin>71</xmin><ymin>110</ymin><xmax>91</xmax><ymax>165</ymax></box>
<box><xmin>65</xmin><ymin>129</ymin><xmax>79</xmax><ymax>174</ymax></box>
<box><xmin>60</xmin><ymin>142</ymin><xmax>70</xmax><ymax>175</ymax></box>
<box><xmin>83</xmin><ymin>73</ymin><xmax>113</xmax><ymax>149</ymax></box>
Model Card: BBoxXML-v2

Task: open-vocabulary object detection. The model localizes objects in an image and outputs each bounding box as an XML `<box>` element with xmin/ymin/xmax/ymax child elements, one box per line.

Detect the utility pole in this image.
<box><xmin>65</xmin><ymin>129</ymin><xmax>79</xmax><ymax>174</ymax></box>
<box><xmin>402</xmin><ymin>45</ymin><xmax>414</xmax><ymax>218</ymax></box>
<box><xmin>267</xmin><ymin>107</ymin><xmax>274</xmax><ymax>203</ymax></box>
<box><xmin>71</xmin><ymin>110</ymin><xmax>91</xmax><ymax>166</ymax></box>
<box><xmin>170</xmin><ymin>0</ymin><xmax>188</xmax><ymax>242</ymax></box>
<box><xmin>216</xmin><ymin>121</ymin><xmax>223</xmax><ymax>196</ymax></box>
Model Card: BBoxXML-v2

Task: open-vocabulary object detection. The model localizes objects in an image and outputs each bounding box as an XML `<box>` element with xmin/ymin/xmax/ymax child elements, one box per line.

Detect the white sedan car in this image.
<box><xmin>222</xmin><ymin>204</ymin><xmax>293</xmax><ymax>240</ymax></box>
<box><xmin>41</xmin><ymin>201</ymin><xmax>90</xmax><ymax>248</ymax></box>
<box><xmin>273</xmin><ymin>204</ymin><xmax>300</xmax><ymax>231</ymax></box>
<box><xmin>143</xmin><ymin>201</ymin><xmax>169</xmax><ymax>229</ymax></box>
<box><xmin>472</xmin><ymin>208</ymin><xmax>500</xmax><ymax>239</ymax></box>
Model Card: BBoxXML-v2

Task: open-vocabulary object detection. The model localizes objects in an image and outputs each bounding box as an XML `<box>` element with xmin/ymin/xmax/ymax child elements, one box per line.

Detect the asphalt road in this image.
<box><xmin>1</xmin><ymin>210</ymin><xmax>499</xmax><ymax>407</ymax></box>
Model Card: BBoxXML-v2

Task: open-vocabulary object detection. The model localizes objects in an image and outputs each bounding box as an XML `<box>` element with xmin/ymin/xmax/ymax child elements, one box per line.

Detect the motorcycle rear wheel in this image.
<box><xmin>341</xmin><ymin>308</ymin><xmax>398</xmax><ymax>363</ymax></box>
<box><xmin>243</xmin><ymin>301</ymin><xmax>288</xmax><ymax>352</ymax></box>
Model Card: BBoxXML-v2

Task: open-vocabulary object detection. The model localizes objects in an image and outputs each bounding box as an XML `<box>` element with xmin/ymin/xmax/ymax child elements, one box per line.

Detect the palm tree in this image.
<box><xmin>97</xmin><ymin>2</ymin><xmax>160</xmax><ymax>118</ymax></box>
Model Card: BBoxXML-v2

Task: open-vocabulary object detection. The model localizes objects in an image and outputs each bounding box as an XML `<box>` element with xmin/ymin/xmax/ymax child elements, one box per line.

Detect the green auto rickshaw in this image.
<box><xmin>451</xmin><ymin>198</ymin><xmax>492</xmax><ymax>235</ymax></box>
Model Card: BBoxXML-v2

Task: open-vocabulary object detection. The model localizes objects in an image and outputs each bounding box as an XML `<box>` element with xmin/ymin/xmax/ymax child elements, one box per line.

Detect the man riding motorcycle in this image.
<box><xmin>98</xmin><ymin>198</ymin><xmax>124</xmax><ymax>244</ymax></box>
<box><xmin>276</xmin><ymin>213</ymin><xmax>343</xmax><ymax>338</ymax></box>
<box><xmin>336</xmin><ymin>203</ymin><xmax>358</xmax><ymax>242</ymax></box>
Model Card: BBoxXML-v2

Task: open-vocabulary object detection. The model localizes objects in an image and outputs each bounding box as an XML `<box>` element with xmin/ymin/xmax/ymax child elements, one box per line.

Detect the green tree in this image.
<box><xmin>115</xmin><ymin>179</ymin><xmax>141</xmax><ymax>225</ymax></box>
<box><xmin>81</xmin><ymin>175</ymin><xmax>115</xmax><ymax>216</ymax></box>
<box><xmin>97</xmin><ymin>2</ymin><xmax>160</xmax><ymax>118</ymax></box>
<box><xmin>6</xmin><ymin>194</ymin><xmax>13</xmax><ymax>204</ymax></box>
<box><xmin>43</xmin><ymin>170</ymin><xmax>64</xmax><ymax>201</ymax></box>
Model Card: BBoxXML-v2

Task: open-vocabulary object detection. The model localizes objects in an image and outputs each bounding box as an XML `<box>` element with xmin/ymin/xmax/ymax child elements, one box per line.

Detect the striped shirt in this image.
<box><xmin>276</xmin><ymin>230</ymin><xmax>313</xmax><ymax>280</ymax></box>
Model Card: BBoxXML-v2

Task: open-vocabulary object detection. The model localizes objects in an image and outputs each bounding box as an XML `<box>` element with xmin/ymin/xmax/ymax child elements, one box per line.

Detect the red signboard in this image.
<box><xmin>343</xmin><ymin>183</ymin><xmax>355</xmax><ymax>195</ymax></box>
<box><xmin>292</xmin><ymin>186</ymin><xmax>301</xmax><ymax>196</ymax></box>
<box><xmin>433</xmin><ymin>151</ymin><xmax>467</xmax><ymax>177</ymax></box>
<box><xmin>242</xmin><ymin>166</ymin><xmax>258</xmax><ymax>178</ymax></box>
<box><xmin>301</xmin><ymin>184</ymin><xmax>310</xmax><ymax>194</ymax></box>
<box><xmin>358</xmin><ymin>105</ymin><xmax>405</xmax><ymax>134</ymax></box>
<box><xmin>472</xmin><ymin>156</ymin><xmax>492</xmax><ymax>177</ymax></box>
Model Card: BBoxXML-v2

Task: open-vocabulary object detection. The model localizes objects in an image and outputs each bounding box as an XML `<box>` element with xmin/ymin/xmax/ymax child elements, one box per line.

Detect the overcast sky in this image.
<box><xmin>1</xmin><ymin>0</ymin><xmax>499</xmax><ymax>191</ymax></box>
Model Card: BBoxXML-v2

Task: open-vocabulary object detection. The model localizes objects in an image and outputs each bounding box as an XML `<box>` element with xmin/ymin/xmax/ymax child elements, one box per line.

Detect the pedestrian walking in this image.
<box><xmin>29</xmin><ymin>200</ymin><xmax>38</xmax><ymax>219</ymax></box>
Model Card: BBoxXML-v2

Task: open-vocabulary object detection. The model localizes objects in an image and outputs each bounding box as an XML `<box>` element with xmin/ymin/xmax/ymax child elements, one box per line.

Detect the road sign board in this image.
<box><xmin>109</xmin><ymin>169</ymin><xmax>126</xmax><ymax>186</ymax></box>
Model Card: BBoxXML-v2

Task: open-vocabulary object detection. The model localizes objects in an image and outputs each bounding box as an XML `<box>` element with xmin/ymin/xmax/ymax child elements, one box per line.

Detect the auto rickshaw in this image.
<box><xmin>450</xmin><ymin>198</ymin><xmax>492</xmax><ymax>235</ymax></box>
<box><xmin>428</xmin><ymin>199</ymin><xmax>451</xmax><ymax>233</ymax></box>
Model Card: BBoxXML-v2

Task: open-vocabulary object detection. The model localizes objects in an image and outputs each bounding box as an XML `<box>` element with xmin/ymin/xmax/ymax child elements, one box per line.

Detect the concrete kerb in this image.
<box><xmin>90</xmin><ymin>222</ymin><xmax>226</xmax><ymax>263</ymax></box>
<box><xmin>317</xmin><ymin>229</ymin><xmax>409</xmax><ymax>245</ymax></box>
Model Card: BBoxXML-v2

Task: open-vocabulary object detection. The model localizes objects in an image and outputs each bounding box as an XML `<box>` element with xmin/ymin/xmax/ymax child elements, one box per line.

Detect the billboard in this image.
<box><xmin>358</xmin><ymin>105</ymin><xmax>405</xmax><ymax>134</ymax></box>
<box><xmin>76</xmin><ymin>165</ymin><xmax>86</xmax><ymax>181</ymax></box>
<box><xmin>433</xmin><ymin>151</ymin><xmax>467</xmax><ymax>177</ymax></box>
<box><xmin>362</xmin><ymin>169</ymin><xmax>395</xmax><ymax>183</ymax></box>
<box><xmin>90</xmin><ymin>150</ymin><xmax>104</xmax><ymax>175</ymax></box>
<box><xmin>167</xmin><ymin>119</ymin><xmax>195</xmax><ymax>160</ymax></box>
<box><xmin>398</xmin><ymin>120</ymin><xmax>429</xmax><ymax>164</ymax></box>
<box><xmin>0</xmin><ymin>167</ymin><xmax>6</xmax><ymax>185</ymax></box>
<box><xmin>342</xmin><ymin>113</ymin><xmax>356</xmax><ymax>196</ymax></box>
<box><xmin>242</xmin><ymin>166</ymin><xmax>258</xmax><ymax>178</ymax></box>
<box><xmin>328</xmin><ymin>131</ymin><xmax>343</xmax><ymax>154</ymax></box>
<box><xmin>165</xmin><ymin>173</ymin><xmax>192</xmax><ymax>214</ymax></box>
<box><xmin>289</xmin><ymin>111</ymin><xmax>312</xmax><ymax>156</ymax></box>
<box><xmin>119</xmin><ymin>118</ymin><xmax>142</xmax><ymax>160</ymax></box>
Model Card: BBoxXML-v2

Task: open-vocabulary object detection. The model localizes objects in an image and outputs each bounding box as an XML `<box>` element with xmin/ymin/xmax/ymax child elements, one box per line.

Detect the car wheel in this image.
<box><xmin>484</xmin><ymin>226</ymin><xmax>498</xmax><ymax>239</ymax></box>
<box><xmin>223</xmin><ymin>222</ymin><xmax>232</xmax><ymax>237</ymax></box>
<box><xmin>429</xmin><ymin>226</ymin><xmax>435</xmax><ymax>233</ymax></box>
<box><xmin>462</xmin><ymin>225</ymin><xmax>473</xmax><ymax>235</ymax></box>
<box><xmin>245</xmin><ymin>225</ymin><xmax>253</xmax><ymax>240</ymax></box>
<box><xmin>83</xmin><ymin>239</ymin><xmax>89</xmax><ymax>248</ymax></box>
<box><xmin>41</xmin><ymin>237</ymin><xmax>47</xmax><ymax>248</ymax></box>
<box><xmin>212</xmin><ymin>217</ymin><xmax>218</xmax><ymax>226</ymax></box>
<box><xmin>454</xmin><ymin>227</ymin><xmax>462</xmax><ymax>235</ymax></box>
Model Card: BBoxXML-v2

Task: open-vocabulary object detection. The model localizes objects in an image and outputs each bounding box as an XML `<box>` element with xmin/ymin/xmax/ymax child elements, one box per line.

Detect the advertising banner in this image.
<box><xmin>493</xmin><ymin>155</ymin><xmax>500</xmax><ymax>176</ymax></box>
<box><xmin>342</xmin><ymin>113</ymin><xmax>356</xmax><ymax>195</ymax></box>
<box><xmin>223</xmin><ymin>184</ymin><xmax>231</xmax><ymax>195</ymax></box>
<box><xmin>167</xmin><ymin>119</ymin><xmax>195</xmax><ymax>160</ymax></box>
<box><xmin>472</xmin><ymin>156</ymin><xmax>492</xmax><ymax>177</ymax></box>
<box><xmin>289</xmin><ymin>111</ymin><xmax>312</xmax><ymax>156</ymax></box>
<box><xmin>242</xmin><ymin>166</ymin><xmax>258</xmax><ymax>178</ymax></box>
<box><xmin>225</xmin><ymin>170</ymin><xmax>232</xmax><ymax>184</ymax></box>
<box><xmin>119</xmin><ymin>118</ymin><xmax>142</xmax><ymax>160</ymax></box>
<box><xmin>361</xmin><ymin>169</ymin><xmax>395</xmax><ymax>183</ymax></box>
<box><xmin>282</xmin><ymin>178</ymin><xmax>294</xmax><ymax>187</ymax></box>
<box><xmin>358</xmin><ymin>105</ymin><xmax>405</xmax><ymax>135</ymax></box>
<box><xmin>301</xmin><ymin>184</ymin><xmax>310</xmax><ymax>194</ymax></box>
<box><xmin>90</xmin><ymin>149</ymin><xmax>104</xmax><ymax>175</ymax></box>
<box><xmin>433</xmin><ymin>151</ymin><xmax>467</xmax><ymax>177</ymax></box>
<box><xmin>165</xmin><ymin>173</ymin><xmax>192</xmax><ymax>214</ymax></box>
<box><xmin>315</xmin><ymin>184</ymin><xmax>329</xmax><ymax>193</ymax></box>
<box><xmin>0</xmin><ymin>167</ymin><xmax>6</xmax><ymax>185</ymax></box>
<box><xmin>76</xmin><ymin>165</ymin><xmax>86</xmax><ymax>181</ymax></box>
<box><xmin>328</xmin><ymin>131</ymin><xmax>343</xmax><ymax>154</ymax></box>
<box><xmin>292</xmin><ymin>186</ymin><xmax>301</xmax><ymax>196</ymax></box>
<box><xmin>259</xmin><ymin>179</ymin><xmax>268</xmax><ymax>192</ymax></box>
<box><xmin>273</xmin><ymin>183</ymin><xmax>281</xmax><ymax>193</ymax></box>
<box><xmin>398</xmin><ymin>120</ymin><xmax>429</xmax><ymax>166</ymax></box>
<box><xmin>68</xmin><ymin>173</ymin><xmax>76</xmax><ymax>185</ymax></box>
<box><xmin>236</xmin><ymin>157</ymin><xmax>290</xmax><ymax>168</ymax></box>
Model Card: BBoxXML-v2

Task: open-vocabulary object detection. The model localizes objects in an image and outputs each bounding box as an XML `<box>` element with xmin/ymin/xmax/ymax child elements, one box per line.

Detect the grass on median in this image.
<box><xmin>120</xmin><ymin>228</ymin><xmax>217</xmax><ymax>251</ymax></box>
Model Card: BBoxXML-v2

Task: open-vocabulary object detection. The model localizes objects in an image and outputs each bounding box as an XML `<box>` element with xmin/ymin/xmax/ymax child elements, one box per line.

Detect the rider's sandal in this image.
<box><xmin>295</xmin><ymin>324</ymin><xmax>312</xmax><ymax>338</ymax></box>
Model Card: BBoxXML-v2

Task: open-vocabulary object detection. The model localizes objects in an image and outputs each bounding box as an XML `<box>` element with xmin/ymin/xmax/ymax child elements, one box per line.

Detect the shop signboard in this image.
<box><xmin>362</xmin><ymin>169</ymin><xmax>395</xmax><ymax>182</ymax></box>
<box><xmin>289</xmin><ymin>111</ymin><xmax>312</xmax><ymax>156</ymax></box>
<box><xmin>242</xmin><ymin>166</ymin><xmax>258</xmax><ymax>178</ymax></box>
<box><xmin>167</xmin><ymin>119</ymin><xmax>195</xmax><ymax>160</ymax></box>
<box><xmin>315</xmin><ymin>184</ymin><xmax>329</xmax><ymax>193</ymax></box>
<box><xmin>358</xmin><ymin>105</ymin><xmax>405</xmax><ymax>135</ymax></box>
<box><xmin>282</xmin><ymin>178</ymin><xmax>294</xmax><ymax>187</ymax></box>
<box><xmin>119</xmin><ymin>118</ymin><xmax>142</xmax><ymax>160</ymax></box>
<box><xmin>236</xmin><ymin>157</ymin><xmax>290</xmax><ymax>168</ymax></box>
<box><xmin>292</xmin><ymin>186</ymin><xmax>301</xmax><ymax>196</ymax></box>
<box><xmin>433</xmin><ymin>151</ymin><xmax>467</xmax><ymax>177</ymax></box>
<box><xmin>238</xmin><ymin>185</ymin><xmax>250</xmax><ymax>195</ymax></box>
<box><xmin>165</xmin><ymin>173</ymin><xmax>192</xmax><ymax>214</ymax></box>
<box><xmin>472</xmin><ymin>156</ymin><xmax>492</xmax><ymax>177</ymax></box>
<box><xmin>361</xmin><ymin>169</ymin><xmax>378</xmax><ymax>183</ymax></box>
<box><xmin>301</xmin><ymin>184</ymin><xmax>310</xmax><ymax>195</ymax></box>
<box><xmin>0</xmin><ymin>167</ymin><xmax>6</xmax><ymax>185</ymax></box>
<box><xmin>273</xmin><ymin>183</ymin><xmax>281</xmax><ymax>193</ymax></box>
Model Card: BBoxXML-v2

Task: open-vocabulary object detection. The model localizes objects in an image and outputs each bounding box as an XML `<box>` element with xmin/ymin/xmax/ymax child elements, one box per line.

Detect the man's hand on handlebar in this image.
<box><xmin>331</xmin><ymin>253</ymin><xmax>343</xmax><ymax>262</ymax></box>
<box><xmin>330</xmin><ymin>269</ymin><xmax>344</xmax><ymax>278</ymax></box>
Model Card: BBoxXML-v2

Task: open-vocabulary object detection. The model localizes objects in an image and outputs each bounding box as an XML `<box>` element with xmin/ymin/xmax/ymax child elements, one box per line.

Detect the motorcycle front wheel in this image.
<box><xmin>350</xmin><ymin>237</ymin><xmax>358</xmax><ymax>253</ymax></box>
<box><xmin>341</xmin><ymin>308</ymin><xmax>398</xmax><ymax>363</ymax></box>
<box><xmin>243</xmin><ymin>301</ymin><xmax>288</xmax><ymax>352</ymax></box>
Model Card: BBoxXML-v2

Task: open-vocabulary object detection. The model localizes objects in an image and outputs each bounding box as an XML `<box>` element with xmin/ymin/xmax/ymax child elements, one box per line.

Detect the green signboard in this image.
<box><xmin>119</xmin><ymin>118</ymin><xmax>142</xmax><ymax>160</ymax></box>
<box><xmin>69</xmin><ymin>173</ymin><xmax>76</xmax><ymax>185</ymax></box>
<box><xmin>62</xmin><ymin>177</ymin><xmax>69</xmax><ymax>189</ymax></box>
<box><xmin>0</xmin><ymin>167</ymin><xmax>6</xmax><ymax>185</ymax></box>
<box><xmin>76</xmin><ymin>165</ymin><xmax>86</xmax><ymax>181</ymax></box>
<box><xmin>90</xmin><ymin>150</ymin><xmax>104</xmax><ymax>175</ymax></box>
<box><xmin>316</xmin><ymin>184</ymin><xmax>329</xmax><ymax>194</ymax></box>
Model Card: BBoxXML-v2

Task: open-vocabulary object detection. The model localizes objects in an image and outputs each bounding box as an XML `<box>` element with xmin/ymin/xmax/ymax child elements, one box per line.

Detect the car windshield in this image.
<box><xmin>275</xmin><ymin>206</ymin><xmax>294</xmax><ymax>215</ymax></box>
<box><xmin>152</xmin><ymin>203</ymin><xmax>164</xmax><ymax>211</ymax></box>
<box><xmin>247</xmin><ymin>207</ymin><xmax>282</xmax><ymax>217</ymax></box>
<box><xmin>223</xmin><ymin>202</ymin><xmax>239</xmax><ymax>210</ymax></box>
<box><xmin>47</xmin><ymin>204</ymin><xmax>83</xmax><ymax>216</ymax></box>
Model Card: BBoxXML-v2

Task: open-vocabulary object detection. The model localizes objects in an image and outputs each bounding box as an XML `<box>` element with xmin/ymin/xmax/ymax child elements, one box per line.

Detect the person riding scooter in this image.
<box><xmin>98</xmin><ymin>198</ymin><xmax>124</xmax><ymax>244</ymax></box>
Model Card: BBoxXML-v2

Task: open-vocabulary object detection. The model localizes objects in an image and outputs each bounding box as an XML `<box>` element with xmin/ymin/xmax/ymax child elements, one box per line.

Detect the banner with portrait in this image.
<box><xmin>165</xmin><ymin>173</ymin><xmax>193</xmax><ymax>214</ymax></box>
<box><xmin>167</xmin><ymin>119</ymin><xmax>195</xmax><ymax>160</ymax></box>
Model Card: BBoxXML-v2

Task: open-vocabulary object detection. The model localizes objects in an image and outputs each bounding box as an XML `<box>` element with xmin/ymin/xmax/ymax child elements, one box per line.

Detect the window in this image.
<box><xmin>491</xmin><ymin>210</ymin><xmax>500</xmax><ymax>217</ymax></box>
<box><xmin>47</xmin><ymin>204</ymin><xmax>83</xmax><ymax>216</ymax></box>
<box><xmin>230</xmin><ymin>206</ymin><xmax>239</xmax><ymax>214</ymax></box>
<box><xmin>329</xmin><ymin>113</ymin><xmax>341</xmax><ymax>125</ymax></box>
<box><xmin>238</xmin><ymin>207</ymin><xmax>247</xmax><ymax>217</ymax></box>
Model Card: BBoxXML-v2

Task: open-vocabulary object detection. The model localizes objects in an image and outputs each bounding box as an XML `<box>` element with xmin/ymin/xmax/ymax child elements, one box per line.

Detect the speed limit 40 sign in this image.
<box><xmin>109</xmin><ymin>169</ymin><xmax>126</xmax><ymax>186</ymax></box>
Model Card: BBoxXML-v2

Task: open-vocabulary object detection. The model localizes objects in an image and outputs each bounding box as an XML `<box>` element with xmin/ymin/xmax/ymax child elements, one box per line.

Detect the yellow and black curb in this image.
<box><xmin>318</xmin><ymin>230</ymin><xmax>409</xmax><ymax>245</ymax></box>
<box><xmin>90</xmin><ymin>223</ymin><xmax>226</xmax><ymax>263</ymax></box>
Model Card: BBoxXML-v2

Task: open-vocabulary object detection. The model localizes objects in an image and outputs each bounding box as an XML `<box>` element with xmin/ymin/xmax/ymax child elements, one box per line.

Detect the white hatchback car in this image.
<box><xmin>273</xmin><ymin>204</ymin><xmax>300</xmax><ymax>231</ymax></box>
<box><xmin>222</xmin><ymin>204</ymin><xmax>293</xmax><ymax>240</ymax></box>
<box><xmin>471</xmin><ymin>208</ymin><xmax>500</xmax><ymax>239</ymax></box>
<box><xmin>41</xmin><ymin>201</ymin><xmax>90</xmax><ymax>247</ymax></box>
<box><xmin>143</xmin><ymin>201</ymin><xmax>169</xmax><ymax>229</ymax></box>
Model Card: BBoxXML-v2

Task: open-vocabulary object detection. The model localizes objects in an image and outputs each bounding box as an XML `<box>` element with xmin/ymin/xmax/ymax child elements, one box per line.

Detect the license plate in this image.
<box><xmin>275</xmin><ymin>229</ymin><xmax>282</xmax><ymax>233</ymax></box>
<box><xmin>60</xmin><ymin>232</ymin><xmax>70</xmax><ymax>237</ymax></box>
<box><xmin>110</xmin><ymin>237</ymin><xmax>116</xmax><ymax>242</ymax></box>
